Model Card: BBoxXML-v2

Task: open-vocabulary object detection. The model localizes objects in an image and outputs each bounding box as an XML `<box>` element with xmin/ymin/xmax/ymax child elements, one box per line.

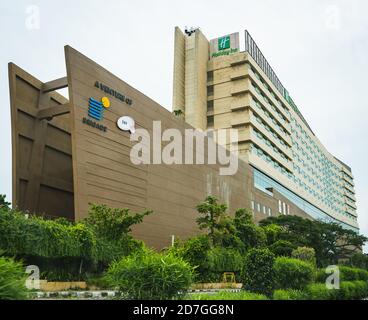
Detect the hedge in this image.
<box><xmin>305</xmin><ymin>281</ymin><xmax>368</xmax><ymax>300</ymax></box>
<box><xmin>274</xmin><ymin>281</ymin><xmax>368</xmax><ymax>300</ymax></box>
<box><xmin>106</xmin><ymin>249</ymin><xmax>193</xmax><ymax>300</ymax></box>
<box><xmin>273</xmin><ymin>289</ymin><xmax>307</xmax><ymax>300</ymax></box>
<box><xmin>0</xmin><ymin>206</ymin><xmax>144</xmax><ymax>280</ymax></box>
<box><xmin>274</xmin><ymin>257</ymin><xmax>315</xmax><ymax>290</ymax></box>
<box><xmin>316</xmin><ymin>266</ymin><xmax>368</xmax><ymax>283</ymax></box>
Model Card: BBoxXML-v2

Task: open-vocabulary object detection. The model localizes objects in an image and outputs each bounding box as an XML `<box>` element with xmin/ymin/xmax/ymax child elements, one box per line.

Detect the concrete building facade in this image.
<box><xmin>172</xmin><ymin>27</ymin><xmax>358</xmax><ymax>232</ymax></box>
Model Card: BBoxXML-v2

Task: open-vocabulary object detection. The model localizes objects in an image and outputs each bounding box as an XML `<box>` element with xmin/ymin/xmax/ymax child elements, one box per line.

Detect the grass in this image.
<box><xmin>185</xmin><ymin>291</ymin><xmax>269</xmax><ymax>300</ymax></box>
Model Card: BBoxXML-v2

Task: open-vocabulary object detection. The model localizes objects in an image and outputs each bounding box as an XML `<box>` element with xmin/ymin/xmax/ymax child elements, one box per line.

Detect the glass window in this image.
<box><xmin>251</xmin><ymin>201</ymin><xmax>255</xmax><ymax>210</ymax></box>
<box><xmin>278</xmin><ymin>200</ymin><xmax>282</xmax><ymax>213</ymax></box>
<box><xmin>207</xmin><ymin>115</ymin><xmax>214</xmax><ymax>127</ymax></box>
<box><xmin>207</xmin><ymin>100</ymin><xmax>214</xmax><ymax>112</ymax></box>
<box><xmin>207</xmin><ymin>85</ymin><xmax>214</xmax><ymax>96</ymax></box>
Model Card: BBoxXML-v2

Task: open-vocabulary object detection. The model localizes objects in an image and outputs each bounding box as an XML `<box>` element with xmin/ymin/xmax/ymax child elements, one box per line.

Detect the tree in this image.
<box><xmin>196</xmin><ymin>196</ymin><xmax>229</xmax><ymax>247</ymax></box>
<box><xmin>260</xmin><ymin>215</ymin><xmax>367</xmax><ymax>267</ymax></box>
<box><xmin>350</xmin><ymin>253</ymin><xmax>368</xmax><ymax>269</ymax></box>
<box><xmin>268</xmin><ymin>240</ymin><xmax>296</xmax><ymax>257</ymax></box>
<box><xmin>234</xmin><ymin>209</ymin><xmax>266</xmax><ymax>251</ymax></box>
<box><xmin>0</xmin><ymin>195</ymin><xmax>10</xmax><ymax>210</ymax></box>
<box><xmin>262</xmin><ymin>224</ymin><xmax>285</xmax><ymax>246</ymax></box>
<box><xmin>84</xmin><ymin>204</ymin><xmax>152</xmax><ymax>242</ymax></box>
<box><xmin>291</xmin><ymin>247</ymin><xmax>317</xmax><ymax>266</ymax></box>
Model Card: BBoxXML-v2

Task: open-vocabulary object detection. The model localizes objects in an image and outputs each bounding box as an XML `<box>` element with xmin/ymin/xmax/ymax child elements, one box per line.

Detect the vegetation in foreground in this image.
<box><xmin>1</xmin><ymin>194</ymin><xmax>368</xmax><ymax>300</ymax></box>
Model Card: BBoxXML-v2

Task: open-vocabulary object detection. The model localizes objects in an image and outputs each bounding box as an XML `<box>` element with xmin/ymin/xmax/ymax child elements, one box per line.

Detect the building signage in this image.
<box><xmin>210</xmin><ymin>32</ymin><xmax>239</xmax><ymax>59</ymax></box>
<box><xmin>117</xmin><ymin>116</ymin><xmax>136</xmax><ymax>133</ymax></box>
<box><xmin>95</xmin><ymin>81</ymin><xmax>133</xmax><ymax>105</ymax></box>
<box><xmin>218</xmin><ymin>35</ymin><xmax>230</xmax><ymax>50</ymax></box>
<box><xmin>82</xmin><ymin>96</ymin><xmax>109</xmax><ymax>132</ymax></box>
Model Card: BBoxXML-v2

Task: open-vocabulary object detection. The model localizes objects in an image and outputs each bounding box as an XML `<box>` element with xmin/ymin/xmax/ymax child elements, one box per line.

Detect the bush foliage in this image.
<box><xmin>106</xmin><ymin>248</ymin><xmax>193</xmax><ymax>300</ymax></box>
<box><xmin>0</xmin><ymin>203</ymin><xmax>151</xmax><ymax>280</ymax></box>
<box><xmin>291</xmin><ymin>247</ymin><xmax>316</xmax><ymax>265</ymax></box>
<box><xmin>0</xmin><ymin>255</ymin><xmax>28</xmax><ymax>300</ymax></box>
<box><xmin>274</xmin><ymin>257</ymin><xmax>315</xmax><ymax>290</ymax></box>
<box><xmin>241</xmin><ymin>248</ymin><xmax>275</xmax><ymax>296</ymax></box>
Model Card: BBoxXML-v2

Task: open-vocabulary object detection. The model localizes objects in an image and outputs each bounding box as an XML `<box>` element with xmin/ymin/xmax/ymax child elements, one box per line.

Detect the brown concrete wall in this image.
<box><xmin>8</xmin><ymin>63</ymin><xmax>74</xmax><ymax>219</ymax></box>
<box><xmin>65</xmin><ymin>46</ymin><xmax>253</xmax><ymax>249</ymax></box>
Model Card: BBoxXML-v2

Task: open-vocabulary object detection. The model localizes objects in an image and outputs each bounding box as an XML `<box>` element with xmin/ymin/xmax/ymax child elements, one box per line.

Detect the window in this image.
<box><xmin>268</xmin><ymin>208</ymin><xmax>272</xmax><ymax>216</ymax></box>
<box><xmin>278</xmin><ymin>200</ymin><xmax>282</xmax><ymax>213</ymax></box>
<box><xmin>207</xmin><ymin>85</ymin><xmax>214</xmax><ymax>96</ymax></box>
<box><xmin>251</xmin><ymin>201</ymin><xmax>255</xmax><ymax>210</ymax></box>
<box><xmin>287</xmin><ymin>205</ymin><xmax>290</xmax><ymax>215</ymax></box>
<box><xmin>207</xmin><ymin>71</ymin><xmax>213</xmax><ymax>82</ymax></box>
<box><xmin>283</xmin><ymin>202</ymin><xmax>287</xmax><ymax>215</ymax></box>
<box><xmin>207</xmin><ymin>100</ymin><xmax>214</xmax><ymax>112</ymax></box>
<box><xmin>257</xmin><ymin>203</ymin><xmax>261</xmax><ymax>212</ymax></box>
<box><xmin>207</xmin><ymin>115</ymin><xmax>214</xmax><ymax>127</ymax></box>
<box><xmin>263</xmin><ymin>206</ymin><xmax>266</xmax><ymax>214</ymax></box>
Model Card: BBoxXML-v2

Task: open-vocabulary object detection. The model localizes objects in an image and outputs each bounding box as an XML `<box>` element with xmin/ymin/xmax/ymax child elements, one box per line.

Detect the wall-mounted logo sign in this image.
<box><xmin>95</xmin><ymin>81</ymin><xmax>133</xmax><ymax>106</ymax></box>
<box><xmin>82</xmin><ymin>97</ymin><xmax>109</xmax><ymax>132</ymax></box>
<box><xmin>218</xmin><ymin>35</ymin><xmax>230</xmax><ymax>51</ymax></box>
<box><xmin>210</xmin><ymin>32</ymin><xmax>240</xmax><ymax>59</ymax></box>
<box><xmin>117</xmin><ymin>116</ymin><xmax>135</xmax><ymax>134</ymax></box>
<box><xmin>88</xmin><ymin>97</ymin><xmax>110</xmax><ymax>120</ymax></box>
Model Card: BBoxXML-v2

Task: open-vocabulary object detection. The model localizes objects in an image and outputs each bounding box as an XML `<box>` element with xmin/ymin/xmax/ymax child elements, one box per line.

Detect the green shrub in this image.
<box><xmin>241</xmin><ymin>248</ymin><xmax>275</xmax><ymax>296</ymax></box>
<box><xmin>178</xmin><ymin>235</ymin><xmax>213</xmax><ymax>282</ymax></box>
<box><xmin>106</xmin><ymin>248</ymin><xmax>193</xmax><ymax>300</ymax></box>
<box><xmin>268</xmin><ymin>240</ymin><xmax>295</xmax><ymax>257</ymax></box>
<box><xmin>0</xmin><ymin>204</ymin><xmax>150</xmax><ymax>280</ymax></box>
<box><xmin>316</xmin><ymin>266</ymin><xmax>368</xmax><ymax>284</ymax></box>
<box><xmin>339</xmin><ymin>266</ymin><xmax>368</xmax><ymax>281</ymax></box>
<box><xmin>207</xmin><ymin>247</ymin><xmax>243</xmax><ymax>273</ymax></box>
<box><xmin>188</xmin><ymin>291</ymin><xmax>268</xmax><ymax>300</ymax></box>
<box><xmin>338</xmin><ymin>281</ymin><xmax>368</xmax><ymax>300</ymax></box>
<box><xmin>0</xmin><ymin>256</ymin><xmax>28</xmax><ymax>300</ymax></box>
<box><xmin>305</xmin><ymin>281</ymin><xmax>368</xmax><ymax>300</ymax></box>
<box><xmin>305</xmin><ymin>283</ymin><xmax>339</xmax><ymax>300</ymax></box>
<box><xmin>273</xmin><ymin>289</ymin><xmax>307</xmax><ymax>300</ymax></box>
<box><xmin>291</xmin><ymin>247</ymin><xmax>316</xmax><ymax>265</ymax></box>
<box><xmin>86</xmin><ymin>275</ymin><xmax>111</xmax><ymax>290</ymax></box>
<box><xmin>274</xmin><ymin>257</ymin><xmax>315</xmax><ymax>290</ymax></box>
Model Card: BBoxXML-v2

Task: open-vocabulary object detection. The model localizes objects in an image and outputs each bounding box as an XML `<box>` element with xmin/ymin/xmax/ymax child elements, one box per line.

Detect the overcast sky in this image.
<box><xmin>0</xmin><ymin>0</ymin><xmax>367</xmax><ymax>251</ymax></box>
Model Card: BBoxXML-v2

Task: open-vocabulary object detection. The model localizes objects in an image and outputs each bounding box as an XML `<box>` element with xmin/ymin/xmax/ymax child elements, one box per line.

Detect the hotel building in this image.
<box><xmin>173</xmin><ymin>27</ymin><xmax>358</xmax><ymax>232</ymax></box>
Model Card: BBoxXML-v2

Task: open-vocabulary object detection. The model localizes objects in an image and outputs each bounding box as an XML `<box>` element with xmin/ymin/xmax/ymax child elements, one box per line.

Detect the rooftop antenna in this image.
<box><xmin>184</xmin><ymin>26</ymin><xmax>199</xmax><ymax>36</ymax></box>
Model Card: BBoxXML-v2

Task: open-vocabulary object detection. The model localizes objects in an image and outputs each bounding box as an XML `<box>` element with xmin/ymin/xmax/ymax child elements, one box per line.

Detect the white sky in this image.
<box><xmin>0</xmin><ymin>0</ymin><xmax>367</xmax><ymax>251</ymax></box>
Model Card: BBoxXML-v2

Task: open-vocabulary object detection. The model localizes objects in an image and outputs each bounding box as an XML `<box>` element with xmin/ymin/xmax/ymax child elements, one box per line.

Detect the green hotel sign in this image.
<box><xmin>212</xmin><ymin>48</ymin><xmax>239</xmax><ymax>58</ymax></box>
<box><xmin>218</xmin><ymin>35</ymin><xmax>230</xmax><ymax>50</ymax></box>
<box><xmin>211</xmin><ymin>33</ymin><xmax>239</xmax><ymax>59</ymax></box>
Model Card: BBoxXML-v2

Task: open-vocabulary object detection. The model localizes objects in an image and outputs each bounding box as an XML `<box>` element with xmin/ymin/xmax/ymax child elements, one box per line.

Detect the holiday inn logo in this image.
<box><xmin>218</xmin><ymin>35</ymin><xmax>230</xmax><ymax>50</ymax></box>
<box><xmin>212</xmin><ymin>34</ymin><xmax>238</xmax><ymax>58</ymax></box>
